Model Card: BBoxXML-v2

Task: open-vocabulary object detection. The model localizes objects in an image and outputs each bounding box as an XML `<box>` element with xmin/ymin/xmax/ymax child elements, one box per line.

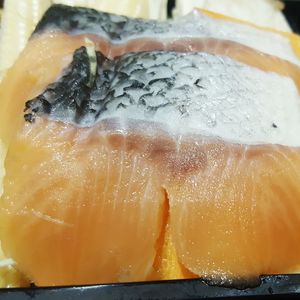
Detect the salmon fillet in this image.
<box><xmin>1</xmin><ymin>4</ymin><xmax>300</xmax><ymax>286</ymax></box>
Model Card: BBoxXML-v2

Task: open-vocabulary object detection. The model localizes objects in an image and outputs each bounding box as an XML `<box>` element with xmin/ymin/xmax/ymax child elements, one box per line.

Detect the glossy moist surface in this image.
<box><xmin>32</xmin><ymin>5</ymin><xmax>300</xmax><ymax>66</ymax></box>
<box><xmin>2</xmin><ymin>4</ymin><xmax>300</xmax><ymax>287</ymax></box>
<box><xmin>25</xmin><ymin>47</ymin><xmax>300</xmax><ymax>146</ymax></box>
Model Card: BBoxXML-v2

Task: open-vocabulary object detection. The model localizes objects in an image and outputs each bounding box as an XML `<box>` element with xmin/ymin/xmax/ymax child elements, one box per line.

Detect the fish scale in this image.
<box><xmin>24</xmin><ymin>47</ymin><xmax>300</xmax><ymax>146</ymax></box>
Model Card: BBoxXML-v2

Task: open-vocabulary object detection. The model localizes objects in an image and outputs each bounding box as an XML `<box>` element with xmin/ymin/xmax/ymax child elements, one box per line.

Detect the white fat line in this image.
<box><xmin>31</xmin><ymin>209</ymin><xmax>74</xmax><ymax>228</ymax></box>
<box><xmin>0</xmin><ymin>258</ymin><xmax>15</xmax><ymax>268</ymax></box>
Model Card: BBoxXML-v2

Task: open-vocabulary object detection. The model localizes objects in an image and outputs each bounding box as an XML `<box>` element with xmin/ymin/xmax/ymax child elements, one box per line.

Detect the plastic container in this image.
<box><xmin>0</xmin><ymin>274</ymin><xmax>300</xmax><ymax>299</ymax></box>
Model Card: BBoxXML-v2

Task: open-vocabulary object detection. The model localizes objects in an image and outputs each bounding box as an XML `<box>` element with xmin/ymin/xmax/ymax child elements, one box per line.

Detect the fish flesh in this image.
<box><xmin>1</xmin><ymin>4</ymin><xmax>300</xmax><ymax>286</ymax></box>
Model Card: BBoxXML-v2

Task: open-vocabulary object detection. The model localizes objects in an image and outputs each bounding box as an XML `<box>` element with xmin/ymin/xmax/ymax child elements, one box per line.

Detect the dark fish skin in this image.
<box><xmin>24</xmin><ymin>47</ymin><xmax>187</xmax><ymax>127</ymax></box>
<box><xmin>24</xmin><ymin>44</ymin><xmax>294</xmax><ymax>143</ymax></box>
<box><xmin>23</xmin><ymin>46</ymin><xmax>228</xmax><ymax>128</ymax></box>
<box><xmin>33</xmin><ymin>4</ymin><xmax>172</xmax><ymax>41</ymax></box>
<box><xmin>31</xmin><ymin>4</ymin><xmax>300</xmax><ymax>68</ymax></box>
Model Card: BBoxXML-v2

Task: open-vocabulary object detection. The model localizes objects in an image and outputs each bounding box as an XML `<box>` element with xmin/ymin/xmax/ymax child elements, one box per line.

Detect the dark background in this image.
<box><xmin>283</xmin><ymin>0</ymin><xmax>300</xmax><ymax>32</ymax></box>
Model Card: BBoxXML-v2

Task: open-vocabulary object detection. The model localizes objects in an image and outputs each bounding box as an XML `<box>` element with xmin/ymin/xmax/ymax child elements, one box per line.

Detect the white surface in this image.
<box><xmin>98</xmin><ymin>52</ymin><xmax>300</xmax><ymax>146</ymax></box>
<box><xmin>68</xmin><ymin>9</ymin><xmax>300</xmax><ymax>66</ymax></box>
<box><xmin>174</xmin><ymin>0</ymin><xmax>292</xmax><ymax>32</ymax></box>
<box><xmin>175</xmin><ymin>10</ymin><xmax>298</xmax><ymax>65</ymax></box>
<box><xmin>0</xmin><ymin>258</ymin><xmax>15</xmax><ymax>268</ymax></box>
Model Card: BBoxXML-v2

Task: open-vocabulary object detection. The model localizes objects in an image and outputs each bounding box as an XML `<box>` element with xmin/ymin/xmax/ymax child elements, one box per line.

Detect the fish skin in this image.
<box><xmin>24</xmin><ymin>46</ymin><xmax>300</xmax><ymax>146</ymax></box>
<box><xmin>2</xmin><ymin>30</ymin><xmax>300</xmax><ymax>155</ymax></box>
<box><xmin>33</xmin><ymin>4</ymin><xmax>166</xmax><ymax>41</ymax></box>
<box><xmin>32</xmin><ymin>4</ymin><xmax>300</xmax><ymax>66</ymax></box>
